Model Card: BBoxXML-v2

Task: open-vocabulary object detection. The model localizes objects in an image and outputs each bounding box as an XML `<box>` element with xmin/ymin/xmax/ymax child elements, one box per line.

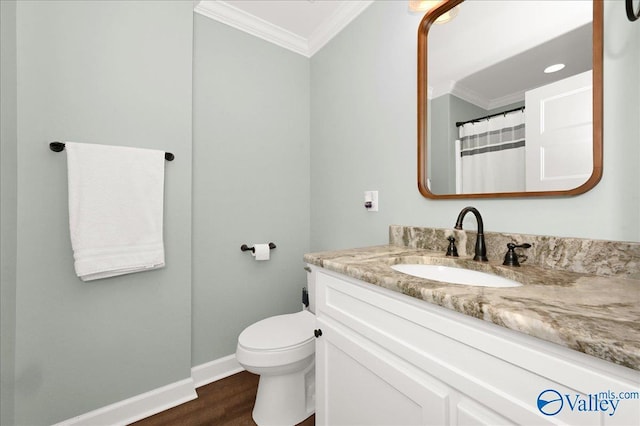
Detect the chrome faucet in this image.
<box><xmin>454</xmin><ymin>206</ymin><xmax>488</xmax><ymax>262</ymax></box>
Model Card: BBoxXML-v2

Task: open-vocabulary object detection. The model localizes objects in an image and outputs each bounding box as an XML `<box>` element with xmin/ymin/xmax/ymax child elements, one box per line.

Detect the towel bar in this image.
<box><xmin>49</xmin><ymin>141</ymin><xmax>174</xmax><ymax>161</ymax></box>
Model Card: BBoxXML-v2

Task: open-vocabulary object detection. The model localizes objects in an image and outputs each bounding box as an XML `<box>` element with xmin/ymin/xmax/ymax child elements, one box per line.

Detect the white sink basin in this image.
<box><xmin>391</xmin><ymin>264</ymin><xmax>522</xmax><ymax>288</ymax></box>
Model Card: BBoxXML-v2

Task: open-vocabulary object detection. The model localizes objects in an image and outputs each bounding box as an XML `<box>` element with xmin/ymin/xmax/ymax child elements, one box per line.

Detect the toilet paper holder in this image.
<box><xmin>240</xmin><ymin>242</ymin><xmax>276</xmax><ymax>253</ymax></box>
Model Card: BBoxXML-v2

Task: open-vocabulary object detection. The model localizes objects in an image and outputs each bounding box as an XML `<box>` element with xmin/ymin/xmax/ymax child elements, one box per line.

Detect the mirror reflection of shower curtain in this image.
<box><xmin>456</xmin><ymin>109</ymin><xmax>526</xmax><ymax>194</ymax></box>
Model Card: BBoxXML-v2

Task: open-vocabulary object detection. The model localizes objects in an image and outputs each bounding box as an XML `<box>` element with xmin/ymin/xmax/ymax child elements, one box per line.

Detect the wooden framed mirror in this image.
<box><xmin>417</xmin><ymin>0</ymin><xmax>603</xmax><ymax>199</ymax></box>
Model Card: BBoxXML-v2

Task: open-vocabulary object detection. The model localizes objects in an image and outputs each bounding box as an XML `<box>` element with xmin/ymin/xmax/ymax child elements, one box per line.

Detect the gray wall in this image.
<box><xmin>428</xmin><ymin>95</ymin><xmax>452</xmax><ymax>194</ymax></box>
<box><xmin>1</xmin><ymin>0</ymin><xmax>638</xmax><ymax>424</ymax></box>
<box><xmin>9</xmin><ymin>1</ymin><xmax>193</xmax><ymax>424</ymax></box>
<box><xmin>1</xmin><ymin>1</ymin><xmax>17</xmax><ymax>425</ymax></box>
<box><xmin>192</xmin><ymin>15</ymin><xmax>310</xmax><ymax>364</ymax></box>
<box><xmin>310</xmin><ymin>0</ymin><xmax>640</xmax><ymax>250</ymax></box>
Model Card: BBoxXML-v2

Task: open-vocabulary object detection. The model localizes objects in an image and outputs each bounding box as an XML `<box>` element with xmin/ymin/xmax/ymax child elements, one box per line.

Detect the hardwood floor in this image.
<box><xmin>130</xmin><ymin>371</ymin><xmax>315</xmax><ymax>426</ymax></box>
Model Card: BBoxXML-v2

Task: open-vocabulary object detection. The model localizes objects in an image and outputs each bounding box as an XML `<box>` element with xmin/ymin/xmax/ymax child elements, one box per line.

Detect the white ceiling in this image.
<box><xmin>194</xmin><ymin>0</ymin><xmax>374</xmax><ymax>57</ymax></box>
<box><xmin>194</xmin><ymin>0</ymin><xmax>593</xmax><ymax>109</ymax></box>
<box><xmin>427</xmin><ymin>0</ymin><xmax>592</xmax><ymax>108</ymax></box>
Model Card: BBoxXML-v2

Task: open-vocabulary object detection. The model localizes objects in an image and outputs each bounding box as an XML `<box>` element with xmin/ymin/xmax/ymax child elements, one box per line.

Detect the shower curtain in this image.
<box><xmin>456</xmin><ymin>109</ymin><xmax>526</xmax><ymax>194</ymax></box>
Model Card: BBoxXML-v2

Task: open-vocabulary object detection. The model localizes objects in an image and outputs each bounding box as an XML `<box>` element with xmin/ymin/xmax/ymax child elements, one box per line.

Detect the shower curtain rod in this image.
<box><xmin>49</xmin><ymin>141</ymin><xmax>175</xmax><ymax>161</ymax></box>
<box><xmin>455</xmin><ymin>106</ymin><xmax>525</xmax><ymax>128</ymax></box>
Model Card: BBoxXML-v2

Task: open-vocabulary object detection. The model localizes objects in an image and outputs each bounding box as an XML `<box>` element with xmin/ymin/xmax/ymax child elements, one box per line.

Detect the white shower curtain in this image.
<box><xmin>456</xmin><ymin>109</ymin><xmax>526</xmax><ymax>194</ymax></box>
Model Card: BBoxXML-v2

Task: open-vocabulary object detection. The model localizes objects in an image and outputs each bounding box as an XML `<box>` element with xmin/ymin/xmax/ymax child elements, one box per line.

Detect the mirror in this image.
<box><xmin>417</xmin><ymin>0</ymin><xmax>603</xmax><ymax>198</ymax></box>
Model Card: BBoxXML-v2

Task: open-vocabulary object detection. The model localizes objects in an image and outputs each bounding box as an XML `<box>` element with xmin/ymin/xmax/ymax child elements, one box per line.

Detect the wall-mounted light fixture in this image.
<box><xmin>627</xmin><ymin>0</ymin><xmax>639</xmax><ymax>22</ymax></box>
<box><xmin>409</xmin><ymin>0</ymin><xmax>459</xmax><ymax>23</ymax></box>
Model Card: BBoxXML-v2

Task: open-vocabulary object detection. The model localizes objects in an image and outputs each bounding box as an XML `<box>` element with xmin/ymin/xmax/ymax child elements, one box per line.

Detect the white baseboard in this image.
<box><xmin>191</xmin><ymin>354</ymin><xmax>244</xmax><ymax>388</ymax></box>
<box><xmin>54</xmin><ymin>377</ymin><xmax>198</xmax><ymax>426</ymax></box>
<box><xmin>54</xmin><ymin>355</ymin><xmax>242</xmax><ymax>425</ymax></box>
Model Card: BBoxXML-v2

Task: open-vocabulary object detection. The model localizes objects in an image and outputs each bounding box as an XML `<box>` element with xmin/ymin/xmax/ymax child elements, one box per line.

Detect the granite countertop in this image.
<box><xmin>304</xmin><ymin>244</ymin><xmax>640</xmax><ymax>371</ymax></box>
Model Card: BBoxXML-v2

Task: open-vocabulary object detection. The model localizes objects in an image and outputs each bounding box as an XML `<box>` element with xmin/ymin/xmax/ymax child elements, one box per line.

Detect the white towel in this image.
<box><xmin>65</xmin><ymin>142</ymin><xmax>166</xmax><ymax>281</ymax></box>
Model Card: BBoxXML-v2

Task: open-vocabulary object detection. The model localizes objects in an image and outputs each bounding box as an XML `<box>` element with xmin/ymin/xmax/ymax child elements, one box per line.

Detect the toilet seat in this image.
<box><xmin>238</xmin><ymin>310</ymin><xmax>315</xmax><ymax>351</ymax></box>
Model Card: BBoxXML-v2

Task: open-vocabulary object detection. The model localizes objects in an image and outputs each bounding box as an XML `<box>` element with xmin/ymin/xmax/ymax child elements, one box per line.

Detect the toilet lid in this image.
<box><xmin>238</xmin><ymin>310</ymin><xmax>315</xmax><ymax>351</ymax></box>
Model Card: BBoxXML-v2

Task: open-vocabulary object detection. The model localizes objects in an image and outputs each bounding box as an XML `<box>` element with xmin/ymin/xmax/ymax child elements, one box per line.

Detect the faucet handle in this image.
<box><xmin>503</xmin><ymin>242</ymin><xmax>531</xmax><ymax>266</ymax></box>
<box><xmin>446</xmin><ymin>236</ymin><xmax>459</xmax><ymax>257</ymax></box>
<box><xmin>513</xmin><ymin>243</ymin><xmax>531</xmax><ymax>249</ymax></box>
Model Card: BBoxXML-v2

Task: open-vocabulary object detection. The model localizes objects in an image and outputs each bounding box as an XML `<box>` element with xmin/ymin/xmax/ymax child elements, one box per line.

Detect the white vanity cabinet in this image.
<box><xmin>312</xmin><ymin>267</ymin><xmax>640</xmax><ymax>426</ymax></box>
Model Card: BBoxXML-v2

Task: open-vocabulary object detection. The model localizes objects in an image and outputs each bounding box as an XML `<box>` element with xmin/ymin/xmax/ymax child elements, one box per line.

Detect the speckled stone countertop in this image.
<box><xmin>304</xmin><ymin>227</ymin><xmax>640</xmax><ymax>371</ymax></box>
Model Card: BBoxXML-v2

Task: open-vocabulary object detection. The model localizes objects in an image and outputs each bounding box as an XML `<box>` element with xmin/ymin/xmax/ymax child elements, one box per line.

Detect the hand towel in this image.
<box><xmin>65</xmin><ymin>142</ymin><xmax>166</xmax><ymax>281</ymax></box>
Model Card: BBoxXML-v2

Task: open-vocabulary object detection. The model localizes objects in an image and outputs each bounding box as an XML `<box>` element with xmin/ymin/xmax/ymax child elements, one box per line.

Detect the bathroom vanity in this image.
<box><xmin>304</xmin><ymin>226</ymin><xmax>640</xmax><ymax>426</ymax></box>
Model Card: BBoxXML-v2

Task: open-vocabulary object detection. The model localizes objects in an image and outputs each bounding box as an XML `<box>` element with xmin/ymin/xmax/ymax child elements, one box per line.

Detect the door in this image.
<box><xmin>525</xmin><ymin>70</ymin><xmax>593</xmax><ymax>191</ymax></box>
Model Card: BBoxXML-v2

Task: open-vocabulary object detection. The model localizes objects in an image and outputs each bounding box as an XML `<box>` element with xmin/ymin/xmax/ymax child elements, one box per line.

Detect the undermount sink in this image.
<box><xmin>391</xmin><ymin>264</ymin><xmax>522</xmax><ymax>288</ymax></box>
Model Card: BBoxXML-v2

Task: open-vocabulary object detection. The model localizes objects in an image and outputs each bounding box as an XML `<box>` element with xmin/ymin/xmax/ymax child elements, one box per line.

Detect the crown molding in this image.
<box><xmin>430</xmin><ymin>80</ymin><xmax>525</xmax><ymax>111</ymax></box>
<box><xmin>451</xmin><ymin>82</ymin><xmax>525</xmax><ymax>111</ymax></box>
<box><xmin>428</xmin><ymin>80</ymin><xmax>456</xmax><ymax>100</ymax></box>
<box><xmin>194</xmin><ymin>0</ymin><xmax>373</xmax><ymax>58</ymax></box>
<box><xmin>194</xmin><ymin>1</ymin><xmax>308</xmax><ymax>55</ymax></box>
<box><xmin>485</xmin><ymin>90</ymin><xmax>525</xmax><ymax>110</ymax></box>
<box><xmin>450</xmin><ymin>83</ymin><xmax>490</xmax><ymax>110</ymax></box>
<box><xmin>307</xmin><ymin>1</ymin><xmax>374</xmax><ymax>56</ymax></box>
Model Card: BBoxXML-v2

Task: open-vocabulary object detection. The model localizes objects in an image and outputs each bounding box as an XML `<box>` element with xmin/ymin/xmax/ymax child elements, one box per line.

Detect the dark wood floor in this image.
<box><xmin>130</xmin><ymin>371</ymin><xmax>315</xmax><ymax>426</ymax></box>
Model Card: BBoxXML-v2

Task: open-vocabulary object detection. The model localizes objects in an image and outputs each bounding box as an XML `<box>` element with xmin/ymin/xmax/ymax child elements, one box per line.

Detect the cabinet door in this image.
<box><xmin>455</xmin><ymin>398</ymin><xmax>514</xmax><ymax>426</ymax></box>
<box><xmin>316</xmin><ymin>317</ymin><xmax>450</xmax><ymax>426</ymax></box>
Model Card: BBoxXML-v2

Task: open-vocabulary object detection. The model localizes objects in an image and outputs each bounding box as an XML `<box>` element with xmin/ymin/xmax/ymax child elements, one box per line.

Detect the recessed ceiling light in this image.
<box><xmin>544</xmin><ymin>63</ymin><xmax>565</xmax><ymax>74</ymax></box>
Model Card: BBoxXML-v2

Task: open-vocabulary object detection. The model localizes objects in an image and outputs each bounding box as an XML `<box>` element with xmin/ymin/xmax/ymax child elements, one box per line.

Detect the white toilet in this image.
<box><xmin>236</xmin><ymin>308</ymin><xmax>316</xmax><ymax>425</ymax></box>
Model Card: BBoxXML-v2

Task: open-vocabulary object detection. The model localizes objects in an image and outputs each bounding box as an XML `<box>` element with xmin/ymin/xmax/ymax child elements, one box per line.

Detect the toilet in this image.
<box><xmin>236</xmin><ymin>308</ymin><xmax>316</xmax><ymax>425</ymax></box>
